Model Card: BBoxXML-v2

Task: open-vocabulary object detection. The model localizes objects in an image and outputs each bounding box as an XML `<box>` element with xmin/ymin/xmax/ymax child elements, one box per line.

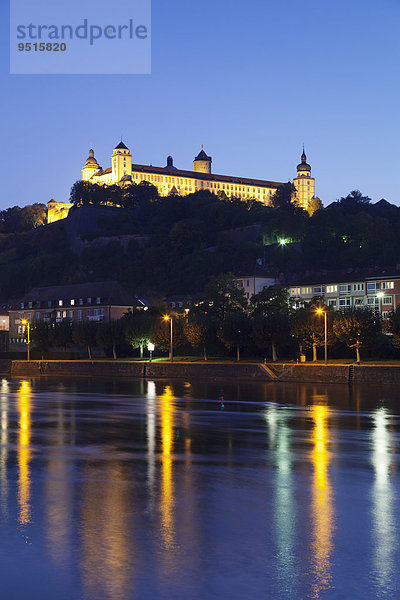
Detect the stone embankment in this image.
<box><xmin>7</xmin><ymin>360</ymin><xmax>400</xmax><ymax>384</ymax></box>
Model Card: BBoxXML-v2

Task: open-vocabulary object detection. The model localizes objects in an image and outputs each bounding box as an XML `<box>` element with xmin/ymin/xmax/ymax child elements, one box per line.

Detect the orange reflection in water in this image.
<box><xmin>80</xmin><ymin>460</ymin><xmax>135</xmax><ymax>600</ymax></box>
<box><xmin>159</xmin><ymin>385</ymin><xmax>176</xmax><ymax>550</ymax></box>
<box><xmin>17</xmin><ymin>380</ymin><xmax>32</xmax><ymax>526</ymax></box>
<box><xmin>45</xmin><ymin>405</ymin><xmax>73</xmax><ymax>567</ymax></box>
<box><xmin>309</xmin><ymin>405</ymin><xmax>334</xmax><ymax>599</ymax></box>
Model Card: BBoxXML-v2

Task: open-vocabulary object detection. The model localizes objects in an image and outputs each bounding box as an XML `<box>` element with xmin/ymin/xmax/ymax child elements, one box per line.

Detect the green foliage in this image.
<box><xmin>151</xmin><ymin>317</ymin><xmax>186</xmax><ymax>352</ymax></box>
<box><xmin>122</xmin><ymin>309</ymin><xmax>155</xmax><ymax>357</ymax></box>
<box><xmin>332</xmin><ymin>308</ymin><xmax>381</xmax><ymax>361</ymax></box>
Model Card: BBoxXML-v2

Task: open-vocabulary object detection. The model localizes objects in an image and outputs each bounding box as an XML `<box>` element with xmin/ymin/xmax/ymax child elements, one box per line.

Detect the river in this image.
<box><xmin>0</xmin><ymin>377</ymin><xmax>399</xmax><ymax>599</ymax></box>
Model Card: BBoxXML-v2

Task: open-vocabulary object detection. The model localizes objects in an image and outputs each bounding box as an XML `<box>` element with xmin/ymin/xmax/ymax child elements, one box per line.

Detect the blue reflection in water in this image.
<box><xmin>265</xmin><ymin>405</ymin><xmax>298</xmax><ymax>598</ymax></box>
<box><xmin>371</xmin><ymin>408</ymin><xmax>396</xmax><ymax>597</ymax></box>
<box><xmin>0</xmin><ymin>379</ymin><xmax>399</xmax><ymax>599</ymax></box>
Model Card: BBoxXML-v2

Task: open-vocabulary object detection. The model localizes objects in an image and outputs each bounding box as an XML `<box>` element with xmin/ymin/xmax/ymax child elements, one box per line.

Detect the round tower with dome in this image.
<box><xmin>193</xmin><ymin>148</ymin><xmax>212</xmax><ymax>174</ymax></box>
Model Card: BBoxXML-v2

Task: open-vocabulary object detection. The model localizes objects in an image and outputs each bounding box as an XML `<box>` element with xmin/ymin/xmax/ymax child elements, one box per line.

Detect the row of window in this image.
<box><xmin>16</xmin><ymin>308</ymin><xmax>105</xmax><ymax>326</ymax></box>
<box><xmin>21</xmin><ymin>297</ymin><xmax>103</xmax><ymax>309</ymax></box>
<box><xmin>291</xmin><ymin>281</ymin><xmax>395</xmax><ymax>296</ymax></box>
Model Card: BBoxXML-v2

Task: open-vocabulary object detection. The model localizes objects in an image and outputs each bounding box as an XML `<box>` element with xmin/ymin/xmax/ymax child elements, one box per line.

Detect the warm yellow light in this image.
<box><xmin>163</xmin><ymin>316</ymin><xmax>170</xmax><ymax>321</ymax></box>
<box><xmin>316</xmin><ymin>309</ymin><xmax>324</xmax><ymax>314</ymax></box>
<box><xmin>21</xmin><ymin>319</ymin><xmax>27</xmax><ymax>324</ymax></box>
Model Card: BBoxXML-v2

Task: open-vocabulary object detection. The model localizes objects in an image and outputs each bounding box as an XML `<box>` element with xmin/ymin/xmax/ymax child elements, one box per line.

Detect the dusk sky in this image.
<box><xmin>1</xmin><ymin>0</ymin><xmax>399</xmax><ymax>210</ymax></box>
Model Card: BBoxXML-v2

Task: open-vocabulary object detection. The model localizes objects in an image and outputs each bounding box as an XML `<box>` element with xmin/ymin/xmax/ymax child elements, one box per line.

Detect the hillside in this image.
<box><xmin>0</xmin><ymin>189</ymin><xmax>399</xmax><ymax>302</ymax></box>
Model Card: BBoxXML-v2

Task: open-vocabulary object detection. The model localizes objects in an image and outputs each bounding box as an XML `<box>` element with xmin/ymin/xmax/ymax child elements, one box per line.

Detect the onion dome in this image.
<box><xmin>84</xmin><ymin>149</ymin><xmax>100</xmax><ymax>168</ymax></box>
<box><xmin>165</xmin><ymin>155</ymin><xmax>177</xmax><ymax>169</ymax></box>
<box><xmin>297</xmin><ymin>146</ymin><xmax>311</xmax><ymax>172</ymax></box>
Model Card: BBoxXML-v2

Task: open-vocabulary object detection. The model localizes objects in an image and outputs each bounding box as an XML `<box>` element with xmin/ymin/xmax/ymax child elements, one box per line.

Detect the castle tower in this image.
<box><xmin>82</xmin><ymin>149</ymin><xmax>101</xmax><ymax>181</ymax></box>
<box><xmin>193</xmin><ymin>148</ymin><xmax>212</xmax><ymax>174</ymax></box>
<box><xmin>293</xmin><ymin>146</ymin><xmax>315</xmax><ymax>213</ymax></box>
<box><xmin>112</xmin><ymin>139</ymin><xmax>132</xmax><ymax>183</ymax></box>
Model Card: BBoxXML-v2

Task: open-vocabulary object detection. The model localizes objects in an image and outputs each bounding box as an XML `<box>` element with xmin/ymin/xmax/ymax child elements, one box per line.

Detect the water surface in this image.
<box><xmin>0</xmin><ymin>377</ymin><xmax>399</xmax><ymax>599</ymax></box>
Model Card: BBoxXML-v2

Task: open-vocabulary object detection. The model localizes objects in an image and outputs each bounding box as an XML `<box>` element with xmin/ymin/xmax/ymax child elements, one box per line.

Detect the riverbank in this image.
<box><xmin>6</xmin><ymin>359</ymin><xmax>400</xmax><ymax>384</ymax></box>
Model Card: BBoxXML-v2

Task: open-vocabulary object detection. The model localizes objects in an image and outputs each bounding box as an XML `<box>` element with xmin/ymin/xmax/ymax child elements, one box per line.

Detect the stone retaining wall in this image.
<box><xmin>8</xmin><ymin>360</ymin><xmax>400</xmax><ymax>385</ymax></box>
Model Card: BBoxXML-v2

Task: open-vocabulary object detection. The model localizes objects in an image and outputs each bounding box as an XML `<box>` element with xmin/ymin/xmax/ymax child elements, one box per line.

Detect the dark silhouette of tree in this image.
<box><xmin>49</xmin><ymin>322</ymin><xmax>72</xmax><ymax>351</ymax></box>
<box><xmin>203</xmin><ymin>273</ymin><xmax>247</xmax><ymax>322</ymax></box>
<box><xmin>72</xmin><ymin>321</ymin><xmax>98</xmax><ymax>358</ymax></box>
<box><xmin>31</xmin><ymin>321</ymin><xmax>51</xmax><ymax>359</ymax></box>
<box><xmin>96</xmin><ymin>320</ymin><xmax>124</xmax><ymax>359</ymax></box>
<box><xmin>217</xmin><ymin>312</ymin><xmax>252</xmax><ymax>361</ymax></box>
<box><xmin>385</xmin><ymin>307</ymin><xmax>400</xmax><ymax>348</ymax></box>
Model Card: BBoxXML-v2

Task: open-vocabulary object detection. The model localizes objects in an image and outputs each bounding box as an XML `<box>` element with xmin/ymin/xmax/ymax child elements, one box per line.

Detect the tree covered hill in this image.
<box><xmin>0</xmin><ymin>187</ymin><xmax>400</xmax><ymax>303</ymax></box>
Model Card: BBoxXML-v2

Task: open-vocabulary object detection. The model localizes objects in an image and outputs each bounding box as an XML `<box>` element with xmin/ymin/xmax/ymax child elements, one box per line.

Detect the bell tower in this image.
<box><xmin>112</xmin><ymin>138</ymin><xmax>132</xmax><ymax>183</ymax></box>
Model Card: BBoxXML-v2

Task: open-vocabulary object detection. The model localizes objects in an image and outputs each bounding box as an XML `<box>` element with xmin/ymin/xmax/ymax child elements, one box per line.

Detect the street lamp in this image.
<box><xmin>21</xmin><ymin>319</ymin><xmax>30</xmax><ymax>361</ymax></box>
<box><xmin>316</xmin><ymin>308</ymin><xmax>327</xmax><ymax>364</ymax></box>
<box><xmin>163</xmin><ymin>315</ymin><xmax>173</xmax><ymax>362</ymax></box>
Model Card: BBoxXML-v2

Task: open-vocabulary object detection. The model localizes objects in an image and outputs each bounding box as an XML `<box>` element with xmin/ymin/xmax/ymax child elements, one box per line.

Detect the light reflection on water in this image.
<box><xmin>309</xmin><ymin>404</ymin><xmax>334</xmax><ymax>600</ymax></box>
<box><xmin>0</xmin><ymin>378</ymin><xmax>399</xmax><ymax>599</ymax></box>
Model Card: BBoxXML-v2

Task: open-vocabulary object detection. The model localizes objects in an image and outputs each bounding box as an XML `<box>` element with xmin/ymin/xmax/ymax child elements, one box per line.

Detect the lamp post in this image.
<box><xmin>21</xmin><ymin>319</ymin><xmax>30</xmax><ymax>361</ymax></box>
<box><xmin>148</xmin><ymin>342</ymin><xmax>154</xmax><ymax>362</ymax></box>
<box><xmin>316</xmin><ymin>308</ymin><xmax>327</xmax><ymax>364</ymax></box>
<box><xmin>163</xmin><ymin>316</ymin><xmax>173</xmax><ymax>362</ymax></box>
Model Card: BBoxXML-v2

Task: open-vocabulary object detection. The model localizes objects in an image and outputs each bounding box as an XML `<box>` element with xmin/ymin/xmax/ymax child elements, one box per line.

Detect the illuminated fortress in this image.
<box><xmin>48</xmin><ymin>140</ymin><xmax>317</xmax><ymax>223</ymax></box>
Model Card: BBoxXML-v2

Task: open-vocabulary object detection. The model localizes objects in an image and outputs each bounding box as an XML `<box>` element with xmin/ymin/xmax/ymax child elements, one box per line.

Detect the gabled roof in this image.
<box><xmin>13</xmin><ymin>281</ymin><xmax>139</xmax><ymax>309</ymax></box>
<box><xmin>95</xmin><ymin>163</ymin><xmax>284</xmax><ymax>189</ymax></box>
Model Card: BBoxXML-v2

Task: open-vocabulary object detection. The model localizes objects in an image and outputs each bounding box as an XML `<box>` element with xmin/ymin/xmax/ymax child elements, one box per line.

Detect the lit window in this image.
<box><xmin>96</xmin><ymin>297</ymin><xmax>101</xmax><ymax>304</ymax></box>
<box><xmin>70</xmin><ymin>299</ymin><xmax>75</xmax><ymax>306</ymax></box>
<box><xmin>59</xmin><ymin>300</ymin><xmax>63</xmax><ymax>306</ymax></box>
<box><xmin>79</xmin><ymin>298</ymin><xmax>83</xmax><ymax>305</ymax></box>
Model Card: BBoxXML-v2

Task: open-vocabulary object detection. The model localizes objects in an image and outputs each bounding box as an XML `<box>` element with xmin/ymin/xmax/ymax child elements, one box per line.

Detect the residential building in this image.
<box><xmin>289</xmin><ymin>269</ymin><xmax>400</xmax><ymax>319</ymax></box>
<box><xmin>9</xmin><ymin>281</ymin><xmax>146</xmax><ymax>347</ymax></box>
<box><xmin>236</xmin><ymin>267</ymin><xmax>278</xmax><ymax>302</ymax></box>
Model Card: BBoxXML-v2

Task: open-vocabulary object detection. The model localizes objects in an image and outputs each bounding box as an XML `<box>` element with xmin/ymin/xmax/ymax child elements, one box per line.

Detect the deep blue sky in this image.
<box><xmin>1</xmin><ymin>0</ymin><xmax>399</xmax><ymax>210</ymax></box>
